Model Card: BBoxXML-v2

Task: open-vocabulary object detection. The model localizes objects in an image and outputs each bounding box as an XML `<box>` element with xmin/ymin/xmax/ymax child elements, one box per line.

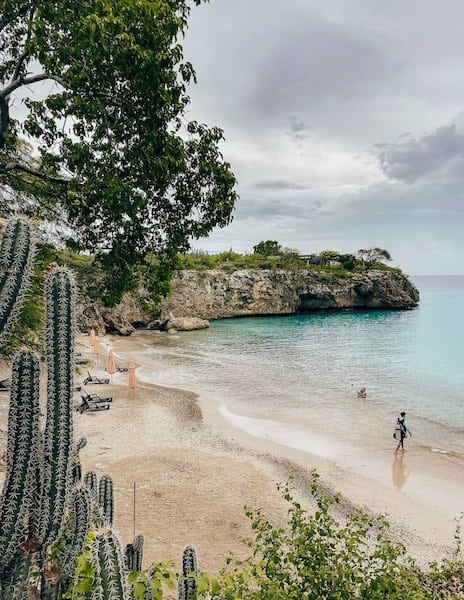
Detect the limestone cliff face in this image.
<box><xmin>159</xmin><ymin>269</ymin><xmax>419</xmax><ymax>320</ymax></box>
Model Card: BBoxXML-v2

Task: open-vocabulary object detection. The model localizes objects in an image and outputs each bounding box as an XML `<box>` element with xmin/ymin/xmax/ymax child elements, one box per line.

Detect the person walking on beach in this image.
<box><xmin>394</xmin><ymin>411</ymin><xmax>412</xmax><ymax>453</ymax></box>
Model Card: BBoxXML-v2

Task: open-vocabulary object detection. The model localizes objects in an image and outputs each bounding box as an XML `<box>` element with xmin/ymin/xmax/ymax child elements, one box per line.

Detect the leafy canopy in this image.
<box><xmin>357</xmin><ymin>247</ymin><xmax>392</xmax><ymax>267</ymax></box>
<box><xmin>252</xmin><ymin>240</ymin><xmax>282</xmax><ymax>256</ymax></box>
<box><xmin>0</xmin><ymin>0</ymin><xmax>237</xmax><ymax>304</ymax></box>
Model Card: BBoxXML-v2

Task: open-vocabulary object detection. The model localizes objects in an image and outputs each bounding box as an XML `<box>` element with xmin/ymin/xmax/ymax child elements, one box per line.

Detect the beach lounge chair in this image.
<box><xmin>116</xmin><ymin>364</ymin><xmax>128</xmax><ymax>372</ymax></box>
<box><xmin>0</xmin><ymin>378</ymin><xmax>11</xmax><ymax>391</ymax></box>
<box><xmin>82</xmin><ymin>371</ymin><xmax>110</xmax><ymax>385</ymax></box>
<box><xmin>81</xmin><ymin>391</ymin><xmax>113</xmax><ymax>404</ymax></box>
<box><xmin>76</xmin><ymin>393</ymin><xmax>111</xmax><ymax>413</ymax></box>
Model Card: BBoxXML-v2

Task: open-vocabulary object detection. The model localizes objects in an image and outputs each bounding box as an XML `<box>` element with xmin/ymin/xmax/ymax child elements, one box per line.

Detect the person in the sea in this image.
<box><xmin>394</xmin><ymin>411</ymin><xmax>412</xmax><ymax>453</ymax></box>
<box><xmin>357</xmin><ymin>386</ymin><xmax>367</xmax><ymax>398</ymax></box>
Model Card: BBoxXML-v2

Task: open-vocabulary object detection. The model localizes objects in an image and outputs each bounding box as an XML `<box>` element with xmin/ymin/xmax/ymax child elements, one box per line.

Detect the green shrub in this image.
<box><xmin>194</xmin><ymin>473</ymin><xmax>463</xmax><ymax>599</ymax></box>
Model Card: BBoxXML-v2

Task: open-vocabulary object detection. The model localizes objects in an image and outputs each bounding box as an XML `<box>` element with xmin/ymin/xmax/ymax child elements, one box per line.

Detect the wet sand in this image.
<box><xmin>0</xmin><ymin>333</ymin><xmax>463</xmax><ymax>577</ymax></box>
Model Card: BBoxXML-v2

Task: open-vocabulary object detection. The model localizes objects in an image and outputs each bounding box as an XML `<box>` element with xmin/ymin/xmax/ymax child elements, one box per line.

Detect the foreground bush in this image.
<box><xmin>193</xmin><ymin>473</ymin><xmax>464</xmax><ymax>599</ymax></box>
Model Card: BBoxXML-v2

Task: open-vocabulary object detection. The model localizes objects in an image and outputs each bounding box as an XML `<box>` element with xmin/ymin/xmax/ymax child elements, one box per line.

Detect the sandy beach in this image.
<box><xmin>1</xmin><ymin>331</ymin><xmax>463</xmax><ymax>579</ymax></box>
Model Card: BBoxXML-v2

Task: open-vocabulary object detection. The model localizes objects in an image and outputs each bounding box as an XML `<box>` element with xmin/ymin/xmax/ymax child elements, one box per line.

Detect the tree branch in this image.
<box><xmin>0</xmin><ymin>97</ymin><xmax>9</xmax><ymax>147</ymax></box>
<box><xmin>1</xmin><ymin>161</ymin><xmax>70</xmax><ymax>185</ymax></box>
<box><xmin>0</xmin><ymin>73</ymin><xmax>65</xmax><ymax>99</ymax></box>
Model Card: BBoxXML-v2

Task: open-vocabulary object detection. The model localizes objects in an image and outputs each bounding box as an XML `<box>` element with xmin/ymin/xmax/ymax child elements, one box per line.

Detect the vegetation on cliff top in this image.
<box><xmin>178</xmin><ymin>242</ymin><xmax>398</xmax><ymax>277</ymax></box>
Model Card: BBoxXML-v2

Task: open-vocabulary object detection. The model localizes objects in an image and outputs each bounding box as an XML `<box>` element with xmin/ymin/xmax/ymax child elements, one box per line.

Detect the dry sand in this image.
<box><xmin>0</xmin><ymin>333</ymin><xmax>463</xmax><ymax>579</ymax></box>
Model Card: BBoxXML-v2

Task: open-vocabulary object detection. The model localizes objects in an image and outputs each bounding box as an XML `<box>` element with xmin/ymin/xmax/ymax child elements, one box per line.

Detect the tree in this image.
<box><xmin>253</xmin><ymin>240</ymin><xmax>282</xmax><ymax>256</ymax></box>
<box><xmin>357</xmin><ymin>247</ymin><xmax>392</xmax><ymax>268</ymax></box>
<box><xmin>0</xmin><ymin>0</ymin><xmax>238</xmax><ymax>304</ymax></box>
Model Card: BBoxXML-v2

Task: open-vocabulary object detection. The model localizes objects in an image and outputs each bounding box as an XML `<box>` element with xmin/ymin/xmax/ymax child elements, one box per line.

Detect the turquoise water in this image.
<box><xmin>141</xmin><ymin>275</ymin><xmax>464</xmax><ymax>455</ymax></box>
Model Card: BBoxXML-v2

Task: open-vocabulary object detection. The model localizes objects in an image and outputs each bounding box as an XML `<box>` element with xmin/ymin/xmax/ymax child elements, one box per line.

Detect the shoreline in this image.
<box><xmin>0</xmin><ymin>331</ymin><xmax>462</xmax><ymax>575</ymax></box>
<box><xmin>106</xmin><ymin>332</ymin><xmax>462</xmax><ymax>567</ymax></box>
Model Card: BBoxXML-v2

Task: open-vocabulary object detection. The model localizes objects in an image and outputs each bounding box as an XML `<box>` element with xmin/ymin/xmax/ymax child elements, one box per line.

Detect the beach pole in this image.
<box><xmin>133</xmin><ymin>481</ymin><xmax>136</xmax><ymax>539</ymax></box>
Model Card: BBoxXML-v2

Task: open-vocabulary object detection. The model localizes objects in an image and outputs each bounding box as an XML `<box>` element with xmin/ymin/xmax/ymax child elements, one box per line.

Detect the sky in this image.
<box><xmin>182</xmin><ymin>0</ymin><xmax>464</xmax><ymax>275</ymax></box>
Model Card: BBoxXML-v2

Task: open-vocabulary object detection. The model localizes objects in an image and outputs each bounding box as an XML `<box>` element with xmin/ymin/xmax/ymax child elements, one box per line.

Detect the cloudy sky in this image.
<box><xmin>183</xmin><ymin>0</ymin><xmax>464</xmax><ymax>275</ymax></box>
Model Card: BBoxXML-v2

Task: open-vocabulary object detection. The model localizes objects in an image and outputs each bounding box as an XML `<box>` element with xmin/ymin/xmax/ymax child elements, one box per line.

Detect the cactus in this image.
<box><xmin>0</xmin><ymin>351</ymin><xmax>41</xmax><ymax>570</ymax></box>
<box><xmin>40</xmin><ymin>267</ymin><xmax>75</xmax><ymax>548</ymax></box>
<box><xmin>98</xmin><ymin>475</ymin><xmax>114</xmax><ymax>526</ymax></box>
<box><xmin>90</xmin><ymin>530</ymin><xmax>128</xmax><ymax>600</ymax></box>
<box><xmin>0</xmin><ymin>218</ymin><xmax>35</xmax><ymax>347</ymax></box>
<box><xmin>177</xmin><ymin>547</ymin><xmax>198</xmax><ymax>600</ymax></box>
<box><xmin>61</xmin><ymin>487</ymin><xmax>91</xmax><ymax>577</ymax></box>
<box><xmin>124</xmin><ymin>535</ymin><xmax>144</xmax><ymax>572</ymax></box>
<box><xmin>0</xmin><ymin>219</ymin><xmax>200</xmax><ymax>598</ymax></box>
<box><xmin>0</xmin><ymin>264</ymin><xmax>76</xmax><ymax>595</ymax></box>
<box><xmin>84</xmin><ymin>471</ymin><xmax>98</xmax><ymax>499</ymax></box>
<box><xmin>0</xmin><ymin>551</ymin><xmax>31</xmax><ymax>599</ymax></box>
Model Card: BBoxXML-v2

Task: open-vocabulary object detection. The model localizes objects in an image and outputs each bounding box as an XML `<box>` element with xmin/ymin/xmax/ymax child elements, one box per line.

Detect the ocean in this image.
<box><xmin>136</xmin><ymin>275</ymin><xmax>464</xmax><ymax>461</ymax></box>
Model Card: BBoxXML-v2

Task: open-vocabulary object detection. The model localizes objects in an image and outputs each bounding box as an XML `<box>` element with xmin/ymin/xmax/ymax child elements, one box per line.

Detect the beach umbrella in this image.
<box><xmin>89</xmin><ymin>328</ymin><xmax>96</xmax><ymax>345</ymax></box>
<box><xmin>106</xmin><ymin>351</ymin><xmax>117</xmax><ymax>382</ymax></box>
<box><xmin>128</xmin><ymin>362</ymin><xmax>137</xmax><ymax>398</ymax></box>
<box><xmin>106</xmin><ymin>351</ymin><xmax>117</xmax><ymax>374</ymax></box>
<box><xmin>93</xmin><ymin>338</ymin><xmax>101</xmax><ymax>363</ymax></box>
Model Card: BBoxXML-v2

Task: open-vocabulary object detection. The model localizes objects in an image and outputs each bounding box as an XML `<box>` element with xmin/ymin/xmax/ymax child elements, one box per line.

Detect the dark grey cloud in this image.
<box><xmin>286</xmin><ymin>116</ymin><xmax>313</xmax><ymax>144</ymax></box>
<box><xmin>251</xmin><ymin>179</ymin><xmax>312</xmax><ymax>191</ymax></box>
<box><xmin>374</xmin><ymin>124</ymin><xmax>464</xmax><ymax>183</ymax></box>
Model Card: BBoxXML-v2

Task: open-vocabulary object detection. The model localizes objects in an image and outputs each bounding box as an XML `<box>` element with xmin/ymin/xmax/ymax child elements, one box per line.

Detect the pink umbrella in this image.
<box><xmin>89</xmin><ymin>328</ymin><xmax>96</xmax><ymax>347</ymax></box>
<box><xmin>128</xmin><ymin>362</ymin><xmax>137</xmax><ymax>398</ymax></box>
<box><xmin>106</xmin><ymin>351</ymin><xmax>117</xmax><ymax>375</ymax></box>
<box><xmin>93</xmin><ymin>338</ymin><xmax>101</xmax><ymax>360</ymax></box>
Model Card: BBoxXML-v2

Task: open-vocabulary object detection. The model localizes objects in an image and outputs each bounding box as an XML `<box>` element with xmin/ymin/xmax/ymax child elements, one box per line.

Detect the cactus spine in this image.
<box><xmin>0</xmin><ymin>219</ymin><xmax>34</xmax><ymax>348</ymax></box>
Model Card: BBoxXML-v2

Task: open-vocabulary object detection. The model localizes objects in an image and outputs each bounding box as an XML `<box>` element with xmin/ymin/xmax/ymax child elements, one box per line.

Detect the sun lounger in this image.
<box><xmin>0</xmin><ymin>378</ymin><xmax>11</xmax><ymax>391</ymax></box>
<box><xmin>82</xmin><ymin>371</ymin><xmax>110</xmax><ymax>385</ymax></box>
<box><xmin>116</xmin><ymin>365</ymin><xmax>128</xmax><ymax>372</ymax></box>
<box><xmin>82</xmin><ymin>392</ymin><xmax>113</xmax><ymax>403</ymax></box>
<box><xmin>75</xmin><ymin>393</ymin><xmax>111</xmax><ymax>413</ymax></box>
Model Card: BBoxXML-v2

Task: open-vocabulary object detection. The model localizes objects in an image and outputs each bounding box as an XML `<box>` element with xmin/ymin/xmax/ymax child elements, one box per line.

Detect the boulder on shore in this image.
<box><xmin>165</xmin><ymin>317</ymin><xmax>210</xmax><ymax>332</ymax></box>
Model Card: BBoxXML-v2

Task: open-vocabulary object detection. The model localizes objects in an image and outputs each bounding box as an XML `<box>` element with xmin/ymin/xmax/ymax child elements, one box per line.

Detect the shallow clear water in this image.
<box><xmin>139</xmin><ymin>275</ymin><xmax>464</xmax><ymax>456</ymax></box>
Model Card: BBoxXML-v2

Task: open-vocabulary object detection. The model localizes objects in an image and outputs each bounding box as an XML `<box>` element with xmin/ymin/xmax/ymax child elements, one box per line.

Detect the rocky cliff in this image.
<box><xmin>78</xmin><ymin>268</ymin><xmax>419</xmax><ymax>334</ymax></box>
<box><xmin>158</xmin><ymin>268</ymin><xmax>419</xmax><ymax>320</ymax></box>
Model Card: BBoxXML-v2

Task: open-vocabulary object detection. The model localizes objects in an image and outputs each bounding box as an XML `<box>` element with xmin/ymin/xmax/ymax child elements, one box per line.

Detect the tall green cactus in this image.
<box><xmin>0</xmin><ymin>219</ymin><xmax>35</xmax><ymax>348</ymax></box>
<box><xmin>0</xmin><ymin>265</ymin><xmax>76</xmax><ymax>596</ymax></box>
<box><xmin>0</xmin><ymin>351</ymin><xmax>40</xmax><ymax>570</ymax></box>
<box><xmin>40</xmin><ymin>267</ymin><xmax>75</xmax><ymax>548</ymax></box>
